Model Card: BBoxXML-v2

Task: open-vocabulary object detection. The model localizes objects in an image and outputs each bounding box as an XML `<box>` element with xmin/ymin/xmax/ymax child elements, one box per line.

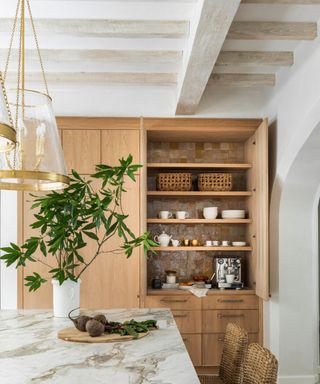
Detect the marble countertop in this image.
<box><xmin>0</xmin><ymin>308</ymin><xmax>200</xmax><ymax>384</ymax></box>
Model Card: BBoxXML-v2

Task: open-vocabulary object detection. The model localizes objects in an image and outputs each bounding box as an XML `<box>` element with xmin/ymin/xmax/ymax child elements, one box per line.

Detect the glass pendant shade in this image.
<box><xmin>0</xmin><ymin>77</ymin><xmax>16</xmax><ymax>152</ymax></box>
<box><xmin>0</xmin><ymin>90</ymin><xmax>69</xmax><ymax>191</ymax></box>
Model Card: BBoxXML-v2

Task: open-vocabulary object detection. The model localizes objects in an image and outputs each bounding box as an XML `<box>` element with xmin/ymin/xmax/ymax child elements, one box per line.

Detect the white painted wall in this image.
<box><xmin>264</xmin><ymin>36</ymin><xmax>320</xmax><ymax>384</ymax></box>
<box><xmin>0</xmin><ymin>191</ymin><xmax>18</xmax><ymax>309</ymax></box>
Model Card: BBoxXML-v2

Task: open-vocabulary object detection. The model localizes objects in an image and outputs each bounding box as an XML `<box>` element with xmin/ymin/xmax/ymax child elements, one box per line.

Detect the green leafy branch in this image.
<box><xmin>0</xmin><ymin>155</ymin><xmax>157</xmax><ymax>292</ymax></box>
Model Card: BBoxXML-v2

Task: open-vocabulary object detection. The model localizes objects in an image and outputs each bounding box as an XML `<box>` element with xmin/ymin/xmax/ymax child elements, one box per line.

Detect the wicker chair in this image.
<box><xmin>199</xmin><ymin>323</ymin><xmax>249</xmax><ymax>384</ymax></box>
<box><xmin>242</xmin><ymin>343</ymin><xmax>278</xmax><ymax>384</ymax></box>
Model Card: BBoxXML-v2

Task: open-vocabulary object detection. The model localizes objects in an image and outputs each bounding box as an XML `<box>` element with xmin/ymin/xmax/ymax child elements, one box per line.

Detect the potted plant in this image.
<box><xmin>0</xmin><ymin>155</ymin><xmax>156</xmax><ymax>317</ymax></box>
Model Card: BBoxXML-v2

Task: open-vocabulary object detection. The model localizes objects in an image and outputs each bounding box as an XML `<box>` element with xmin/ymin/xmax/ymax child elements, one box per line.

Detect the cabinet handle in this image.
<box><xmin>217</xmin><ymin>314</ymin><xmax>244</xmax><ymax>319</ymax></box>
<box><xmin>160</xmin><ymin>298</ymin><xmax>188</xmax><ymax>303</ymax></box>
<box><xmin>218</xmin><ymin>299</ymin><xmax>244</xmax><ymax>303</ymax></box>
<box><xmin>173</xmin><ymin>313</ymin><xmax>188</xmax><ymax>318</ymax></box>
<box><xmin>218</xmin><ymin>337</ymin><xmax>224</xmax><ymax>342</ymax></box>
<box><xmin>182</xmin><ymin>337</ymin><xmax>188</xmax><ymax>342</ymax></box>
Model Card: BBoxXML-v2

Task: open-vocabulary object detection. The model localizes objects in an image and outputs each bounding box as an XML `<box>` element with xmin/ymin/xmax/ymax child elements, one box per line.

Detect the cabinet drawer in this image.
<box><xmin>203</xmin><ymin>295</ymin><xmax>259</xmax><ymax>310</ymax></box>
<box><xmin>202</xmin><ymin>333</ymin><xmax>259</xmax><ymax>367</ymax></box>
<box><xmin>181</xmin><ymin>334</ymin><xmax>202</xmax><ymax>367</ymax></box>
<box><xmin>203</xmin><ymin>310</ymin><xmax>259</xmax><ymax>333</ymax></box>
<box><xmin>145</xmin><ymin>295</ymin><xmax>201</xmax><ymax>310</ymax></box>
<box><xmin>173</xmin><ymin>310</ymin><xmax>202</xmax><ymax>333</ymax></box>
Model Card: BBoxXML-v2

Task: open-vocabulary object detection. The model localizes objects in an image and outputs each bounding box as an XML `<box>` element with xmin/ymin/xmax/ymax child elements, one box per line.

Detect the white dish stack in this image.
<box><xmin>221</xmin><ymin>210</ymin><xmax>246</xmax><ymax>219</ymax></box>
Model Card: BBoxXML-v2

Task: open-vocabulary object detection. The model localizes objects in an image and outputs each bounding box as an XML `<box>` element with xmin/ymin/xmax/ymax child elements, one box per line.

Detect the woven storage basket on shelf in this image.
<box><xmin>156</xmin><ymin>173</ymin><xmax>192</xmax><ymax>191</ymax></box>
<box><xmin>198</xmin><ymin>173</ymin><xmax>232</xmax><ymax>191</ymax></box>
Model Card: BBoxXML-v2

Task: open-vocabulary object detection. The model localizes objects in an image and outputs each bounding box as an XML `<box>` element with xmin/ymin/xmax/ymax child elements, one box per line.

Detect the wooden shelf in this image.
<box><xmin>147</xmin><ymin>162</ymin><xmax>252</xmax><ymax>170</ymax></box>
<box><xmin>147</xmin><ymin>218</ymin><xmax>252</xmax><ymax>224</ymax></box>
<box><xmin>147</xmin><ymin>191</ymin><xmax>252</xmax><ymax>198</ymax></box>
<box><xmin>150</xmin><ymin>246</ymin><xmax>252</xmax><ymax>252</ymax></box>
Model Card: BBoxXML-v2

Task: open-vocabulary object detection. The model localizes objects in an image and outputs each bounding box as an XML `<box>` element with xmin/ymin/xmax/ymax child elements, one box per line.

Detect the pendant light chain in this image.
<box><xmin>26</xmin><ymin>0</ymin><xmax>49</xmax><ymax>96</ymax></box>
<box><xmin>3</xmin><ymin>0</ymin><xmax>21</xmax><ymax>83</ymax></box>
<box><xmin>0</xmin><ymin>72</ymin><xmax>14</xmax><ymax>128</ymax></box>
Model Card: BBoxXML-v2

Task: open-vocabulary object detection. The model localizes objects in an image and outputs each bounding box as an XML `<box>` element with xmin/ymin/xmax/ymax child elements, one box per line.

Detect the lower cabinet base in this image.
<box><xmin>202</xmin><ymin>333</ymin><xmax>259</xmax><ymax>366</ymax></box>
<box><xmin>181</xmin><ymin>334</ymin><xmax>202</xmax><ymax>366</ymax></box>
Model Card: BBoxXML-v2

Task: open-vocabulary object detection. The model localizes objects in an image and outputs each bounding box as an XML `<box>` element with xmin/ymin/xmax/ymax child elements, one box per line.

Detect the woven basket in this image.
<box><xmin>198</xmin><ymin>173</ymin><xmax>232</xmax><ymax>191</ymax></box>
<box><xmin>156</xmin><ymin>173</ymin><xmax>192</xmax><ymax>191</ymax></box>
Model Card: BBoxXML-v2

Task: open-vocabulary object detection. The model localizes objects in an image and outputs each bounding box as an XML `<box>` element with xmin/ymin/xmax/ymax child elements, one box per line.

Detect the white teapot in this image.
<box><xmin>154</xmin><ymin>231</ymin><xmax>172</xmax><ymax>247</ymax></box>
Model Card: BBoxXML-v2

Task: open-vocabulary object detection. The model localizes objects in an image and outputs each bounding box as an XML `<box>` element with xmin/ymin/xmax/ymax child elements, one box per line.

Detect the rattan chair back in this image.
<box><xmin>242</xmin><ymin>343</ymin><xmax>278</xmax><ymax>384</ymax></box>
<box><xmin>219</xmin><ymin>323</ymin><xmax>249</xmax><ymax>384</ymax></box>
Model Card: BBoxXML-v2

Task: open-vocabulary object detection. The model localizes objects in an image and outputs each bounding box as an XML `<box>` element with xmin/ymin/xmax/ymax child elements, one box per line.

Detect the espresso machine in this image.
<box><xmin>215</xmin><ymin>257</ymin><xmax>244</xmax><ymax>289</ymax></box>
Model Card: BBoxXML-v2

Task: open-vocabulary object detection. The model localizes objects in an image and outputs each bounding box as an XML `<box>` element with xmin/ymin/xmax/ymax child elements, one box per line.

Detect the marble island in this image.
<box><xmin>0</xmin><ymin>308</ymin><xmax>200</xmax><ymax>384</ymax></box>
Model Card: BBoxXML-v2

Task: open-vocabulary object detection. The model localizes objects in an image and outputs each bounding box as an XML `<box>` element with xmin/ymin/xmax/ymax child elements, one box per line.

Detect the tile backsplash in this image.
<box><xmin>147</xmin><ymin>142</ymin><xmax>244</xmax><ymax>163</ymax></box>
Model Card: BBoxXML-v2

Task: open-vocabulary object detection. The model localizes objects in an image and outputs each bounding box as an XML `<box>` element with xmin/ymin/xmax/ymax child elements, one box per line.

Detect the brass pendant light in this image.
<box><xmin>0</xmin><ymin>0</ymin><xmax>69</xmax><ymax>191</ymax></box>
<box><xmin>0</xmin><ymin>71</ymin><xmax>16</xmax><ymax>152</ymax></box>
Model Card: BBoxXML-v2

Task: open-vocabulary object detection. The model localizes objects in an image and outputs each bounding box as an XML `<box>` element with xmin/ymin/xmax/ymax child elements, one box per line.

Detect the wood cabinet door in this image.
<box><xmin>20</xmin><ymin>191</ymin><xmax>52</xmax><ymax>309</ymax></box>
<box><xmin>101</xmin><ymin>130</ymin><xmax>140</xmax><ymax>166</ymax></box>
<box><xmin>80</xmin><ymin>176</ymin><xmax>141</xmax><ymax>309</ymax></box>
<box><xmin>62</xmin><ymin>130</ymin><xmax>101</xmax><ymax>174</ymax></box>
<box><xmin>202</xmin><ymin>333</ymin><xmax>259</xmax><ymax>367</ymax></box>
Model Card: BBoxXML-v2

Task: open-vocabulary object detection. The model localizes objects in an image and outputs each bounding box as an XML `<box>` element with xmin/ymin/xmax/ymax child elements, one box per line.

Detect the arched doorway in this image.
<box><xmin>268</xmin><ymin>121</ymin><xmax>320</xmax><ymax>383</ymax></box>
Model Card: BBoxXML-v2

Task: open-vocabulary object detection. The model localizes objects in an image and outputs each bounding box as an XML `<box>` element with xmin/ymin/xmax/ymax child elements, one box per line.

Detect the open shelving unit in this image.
<box><xmin>150</xmin><ymin>246</ymin><xmax>253</xmax><ymax>252</ymax></box>
<box><xmin>147</xmin><ymin>218</ymin><xmax>252</xmax><ymax>224</ymax></box>
<box><xmin>141</xmin><ymin>118</ymin><xmax>268</xmax><ymax>370</ymax></box>
<box><xmin>147</xmin><ymin>191</ymin><xmax>252</xmax><ymax>197</ymax></box>
<box><xmin>142</xmin><ymin>117</ymin><xmax>268</xmax><ymax>299</ymax></box>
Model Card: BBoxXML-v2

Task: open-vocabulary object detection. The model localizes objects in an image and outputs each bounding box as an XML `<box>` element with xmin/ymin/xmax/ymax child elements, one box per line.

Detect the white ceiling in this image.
<box><xmin>1</xmin><ymin>0</ymin><xmax>320</xmax><ymax>116</ymax></box>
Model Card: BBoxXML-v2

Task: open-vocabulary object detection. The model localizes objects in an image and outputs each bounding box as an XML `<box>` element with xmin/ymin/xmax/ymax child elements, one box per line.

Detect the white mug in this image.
<box><xmin>222</xmin><ymin>240</ymin><xmax>230</xmax><ymax>247</ymax></box>
<box><xmin>226</xmin><ymin>274</ymin><xmax>235</xmax><ymax>283</ymax></box>
<box><xmin>159</xmin><ymin>211</ymin><xmax>172</xmax><ymax>219</ymax></box>
<box><xmin>203</xmin><ymin>207</ymin><xmax>218</xmax><ymax>220</ymax></box>
<box><xmin>176</xmin><ymin>211</ymin><xmax>189</xmax><ymax>220</ymax></box>
<box><xmin>171</xmin><ymin>239</ymin><xmax>181</xmax><ymax>247</ymax></box>
<box><xmin>212</xmin><ymin>240</ymin><xmax>220</xmax><ymax>246</ymax></box>
<box><xmin>205</xmin><ymin>240</ymin><xmax>212</xmax><ymax>246</ymax></box>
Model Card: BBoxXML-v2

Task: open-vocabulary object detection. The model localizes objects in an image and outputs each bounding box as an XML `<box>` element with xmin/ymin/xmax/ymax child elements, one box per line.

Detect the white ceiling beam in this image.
<box><xmin>5</xmin><ymin>72</ymin><xmax>177</xmax><ymax>85</ymax></box>
<box><xmin>0</xmin><ymin>19</ymin><xmax>189</xmax><ymax>39</ymax></box>
<box><xmin>216</xmin><ymin>51</ymin><xmax>294</xmax><ymax>66</ymax></box>
<box><xmin>242</xmin><ymin>0</ymin><xmax>320</xmax><ymax>4</ymax></box>
<box><xmin>228</xmin><ymin>22</ymin><xmax>317</xmax><ymax>40</ymax></box>
<box><xmin>209</xmin><ymin>73</ymin><xmax>275</xmax><ymax>87</ymax></box>
<box><xmin>175</xmin><ymin>0</ymin><xmax>241</xmax><ymax>115</ymax></box>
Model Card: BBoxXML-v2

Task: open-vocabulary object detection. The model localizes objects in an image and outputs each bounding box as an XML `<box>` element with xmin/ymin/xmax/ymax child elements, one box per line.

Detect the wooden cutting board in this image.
<box><xmin>58</xmin><ymin>327</ymin><xmax>149</xmax><ymax>343</ymax></box>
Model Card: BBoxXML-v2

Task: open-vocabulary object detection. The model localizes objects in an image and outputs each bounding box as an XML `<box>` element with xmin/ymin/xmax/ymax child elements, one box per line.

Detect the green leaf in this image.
<box><xmin>83</xmin><ymin>231</ymin><xmax>99</xmax><ymax>241</ymax></box>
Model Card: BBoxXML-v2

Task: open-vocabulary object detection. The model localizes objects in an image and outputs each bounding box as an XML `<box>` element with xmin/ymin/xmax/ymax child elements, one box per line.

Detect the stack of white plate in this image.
<box><xmin>221</xmin><ymin>210</ymin><xmax>245</xmax><ymax>219</ymax></box>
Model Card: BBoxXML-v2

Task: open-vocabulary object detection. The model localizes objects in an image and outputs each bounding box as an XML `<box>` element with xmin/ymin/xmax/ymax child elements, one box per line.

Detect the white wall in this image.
<box><xmin>0</xmin><ymin>191</ymin><xmax>18</xmax><ymax>309</ymax></box>
<box><xmin>264</xmin><ymin>36</ymin><xmax>320</xmax><ymax>384</ymax></box>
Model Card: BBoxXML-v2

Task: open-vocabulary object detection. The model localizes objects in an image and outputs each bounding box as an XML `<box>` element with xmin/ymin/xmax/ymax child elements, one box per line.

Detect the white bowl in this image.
<box><xmin>221</xmin><ymin>210</ymin><xmax>245</xmax><ymax>219</ymax></box>
<box><xmin>232</xmin><ymin>241</ymin><xmax>247</xmax><ymax>247</ymax></box>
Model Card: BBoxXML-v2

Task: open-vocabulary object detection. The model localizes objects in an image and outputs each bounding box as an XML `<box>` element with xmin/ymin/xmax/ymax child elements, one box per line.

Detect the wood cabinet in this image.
<box><xmin>18</xmin><ymin>118</ymin><xmax>141</xmax><ymax>309</ymax></box>
<box><xmin>142</xmin><ymin>118</ymin><xmax>268</xmax><ymax>369</ymax></box>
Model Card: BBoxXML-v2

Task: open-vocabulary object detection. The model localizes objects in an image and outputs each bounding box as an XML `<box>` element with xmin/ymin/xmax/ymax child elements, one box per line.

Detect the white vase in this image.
<box><xmin>51</xmin><ymin>279</ymin><xmax>81</xmax><ymax>318</ymax></box>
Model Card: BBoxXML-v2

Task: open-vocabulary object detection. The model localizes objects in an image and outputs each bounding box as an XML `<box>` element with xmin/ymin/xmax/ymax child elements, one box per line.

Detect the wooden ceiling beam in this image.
<box><xmin>228</xmin><ymin>21</ymin><xmax>317</xmax><ymax>40</ymax></box>
<box><xmin>0</xmin><ymin>49</ymin><xmax>182</xmax><ymax>64</ymax></box>
<box><xmin>175</xmin><ymin>0</ymin><xmax>241</xmax><ymax>115</ymax></box>
<box><xmin>216</xmin><ymin>51</ymin><xmax>294</xmax><ymax>67</ymax></box>
<box><xmin>5</xmin><ymin>72</ymin><xmax>177</xmax><ymax>85</ymax></box>
<box><xmin>209</xmin><ymin>73</ymin><xmax>275</xmax><ymax>87</ymax></box>
<box><xmin>0</xmin><ymin>19</ymin><xmax>189</xmax><ymax>38</ymax></box>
